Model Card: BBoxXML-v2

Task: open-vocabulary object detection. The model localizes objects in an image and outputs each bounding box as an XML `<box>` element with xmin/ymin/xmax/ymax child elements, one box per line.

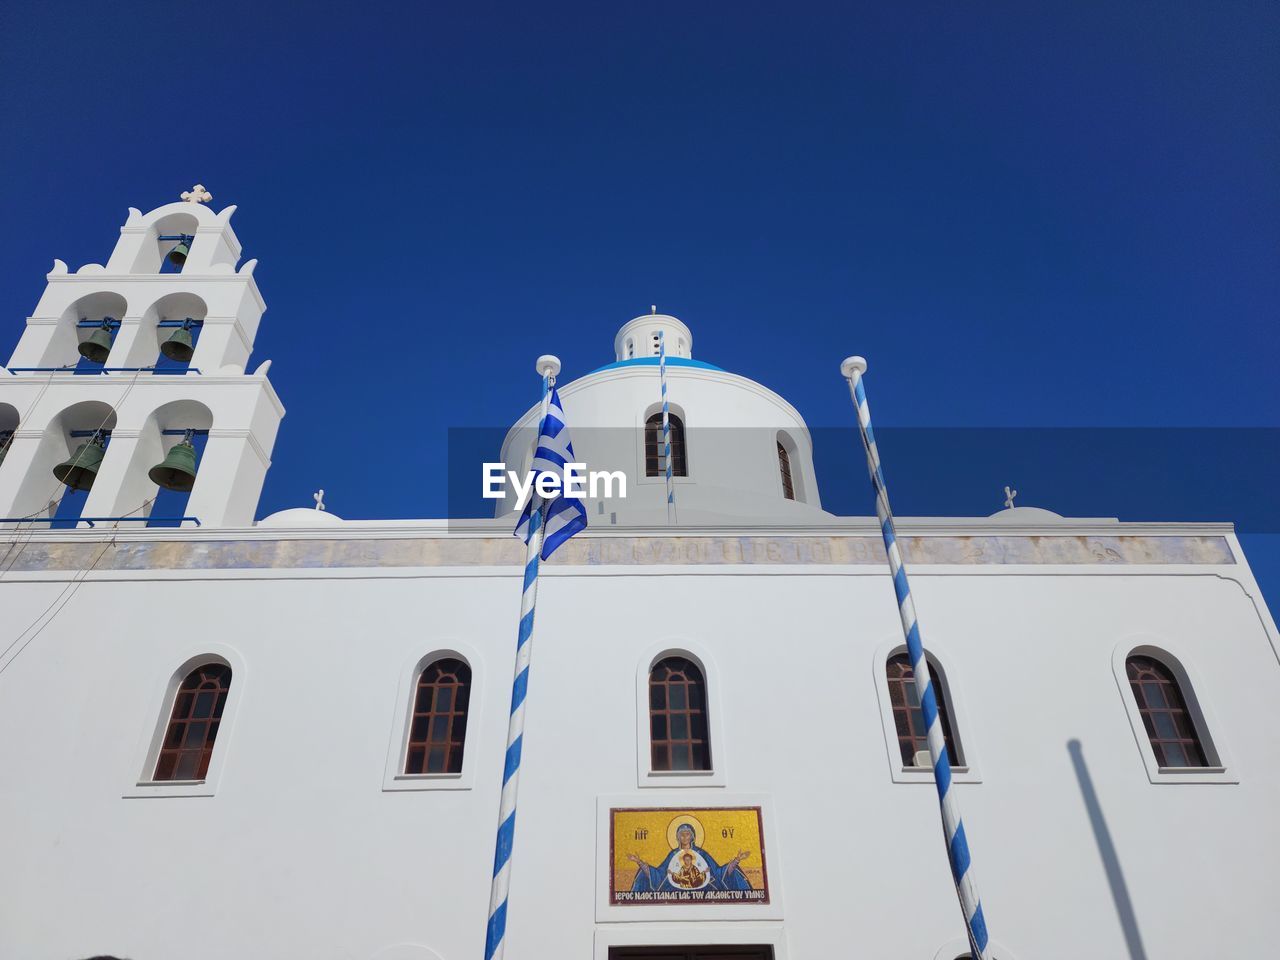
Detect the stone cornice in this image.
<box><xmin>0</xmin><ymin>526</ymin><xmax>1236</xmax><ymax>573</ymax></box>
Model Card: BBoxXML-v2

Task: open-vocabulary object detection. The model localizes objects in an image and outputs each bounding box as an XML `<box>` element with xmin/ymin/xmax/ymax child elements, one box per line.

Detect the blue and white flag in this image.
<box><xmin>513</xmin><ymin>386</ymin><xmax>588</xmax><ymax>559</ymax></box>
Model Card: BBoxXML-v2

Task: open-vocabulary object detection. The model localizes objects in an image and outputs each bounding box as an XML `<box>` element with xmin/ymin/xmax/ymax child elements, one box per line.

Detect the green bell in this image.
<box><xmin>167</xmin><ymin>240</ymin><xmax>190</xmax><ymax>267</ymax></box>
<box><xmin>148</xmin><ymin>438</ymin><xmax>198</xmax><ymax>492</ymax></box>
<box><xmin>52</xmin><ymin>437</ymin><xmax>105</xmax><ymax>491</ymax></box>
<box><xmin>160</xmin><ymin>326</ymin><xmax>194</xmax><ymax>363</ymax></box>
<box><xmin>78</xmin><ymin>325</ymin><xmax>113</xmax><ymax>364</ymax></box>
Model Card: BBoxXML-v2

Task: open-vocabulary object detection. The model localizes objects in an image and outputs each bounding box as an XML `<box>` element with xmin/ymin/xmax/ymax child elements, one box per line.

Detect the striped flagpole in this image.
<box><xmin>658</xmin><ymin>330</ymin><xmax>676</xmax><ymax>523</ymax></box>
<box><xmin>485</xmin><ymin>355</ymin><xmax>558</xmax><ymax>960</ymax></box>
<box><xmin>841</xmin><ymin>356</ymin><xmax>993</xmax><ymax>960</ymax></box>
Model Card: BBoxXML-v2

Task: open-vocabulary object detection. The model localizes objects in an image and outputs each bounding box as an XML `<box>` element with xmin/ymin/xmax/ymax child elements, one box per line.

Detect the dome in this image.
<box><xmin>986</xmin><ymin>506</ymin><xmax>1066</xmax><ymax>522</ymax></box>
<box><xmin>258</xmin><ymin>507</ymin><xmax>345</xmax><ymax>526</ymax></box>
<box><xmin>496</xmin><ymin>313</ymin><xmax>829</xmax><ymax>525</ymax></box>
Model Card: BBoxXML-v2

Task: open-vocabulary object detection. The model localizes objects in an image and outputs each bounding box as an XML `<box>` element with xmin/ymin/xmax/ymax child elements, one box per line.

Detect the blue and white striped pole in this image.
<box><xmin>841</xmin><ymin>356</ymin><xmax>992</xmax><ymax>960</ymax></box>
<box><xmin>485</xmin><ymin>354</ymin><xmax>559</xmax><ymax>960</ymax></box>
<box><xmin>658</xmin><ymin>330</ymin><xmax>676</xmax><ymax>523</ymax></box>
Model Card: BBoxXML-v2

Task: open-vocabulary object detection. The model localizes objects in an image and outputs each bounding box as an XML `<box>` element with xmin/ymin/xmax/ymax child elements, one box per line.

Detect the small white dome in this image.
<box><xmin>987</xmin><ymin>505</ymin><xmax>1066</xmax><ymax>522</ymax></box>
<box><xmin>258</xmin><ymin>507</ymin><xmax>345</xmax><ymax>527</ymax></box>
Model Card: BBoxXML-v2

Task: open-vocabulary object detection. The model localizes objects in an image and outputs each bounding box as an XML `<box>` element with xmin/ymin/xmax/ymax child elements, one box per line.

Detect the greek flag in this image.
<box><xmin>513</xmin><ymin>386</ymin><xmax>588</xmax><ymax>559</ymax></box>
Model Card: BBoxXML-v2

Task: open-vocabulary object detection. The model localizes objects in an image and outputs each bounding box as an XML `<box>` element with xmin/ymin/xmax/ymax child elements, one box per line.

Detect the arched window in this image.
<box><xmin>649</xmin><ymin>656</ymin><xmax>711</xmax><ymax>771</ymax></box>
<box><xmin>886</xmin><ymin>653</ymin><xmax>962</xmax><ymax>767</ymax></box>
<box><xmin>645</xmin><ymin>412</ymin><xmax>687</xmax><ymax>477</ymax></box>
<box><xmin>406</xmin><ymin>657</ymin><xmax>472</xmax><ymax>774</ymax></box>
<box><xmin>777</xmin><ymin>441</ymin><xmax>795</xmax><ymax>500</ymax></box>
<box><xmin>1126</xmin><ymin>655</ymin><xmax>1208</xmax><ymax>768</ymax></box>
<box><xmin>154</xmin><ymin>662</ymin><xmax>231</xmax><ymax>781</ymax></box>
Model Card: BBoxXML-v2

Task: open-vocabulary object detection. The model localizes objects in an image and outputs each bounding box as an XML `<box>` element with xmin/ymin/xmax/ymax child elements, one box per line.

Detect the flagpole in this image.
<box><xmin>485</xmin><ymin>353</ymin><xmax>560</xmax><ymax>960</ymax></box>
<box><xmin>840</xmin><ymin>356</ymin><xmax>993</xmax><ymax>960</ymax></box>
<box><xmin>658</xmin><ymin>330</ymin><xmax>676</xmax><ymax>524</ymax></box>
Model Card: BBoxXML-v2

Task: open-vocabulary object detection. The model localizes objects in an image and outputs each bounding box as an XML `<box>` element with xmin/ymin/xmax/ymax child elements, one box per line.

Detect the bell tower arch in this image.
<box><xmin>0</xmin><ymin>187</ymin><xmax>284</xmax><ymax>528</ymax></box>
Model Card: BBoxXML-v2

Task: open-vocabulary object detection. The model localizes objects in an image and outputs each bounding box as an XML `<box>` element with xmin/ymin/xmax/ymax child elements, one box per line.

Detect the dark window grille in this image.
<box><xmin>886</xmin><ymin>653</ymin><xmax>962</xmax><ymax>767</ymax></box>
<box><xmin>406</xmin><ymin>658</ymin><xmax>472</xmax><ymax>774</ymax></box>
<box><xmin>649</xmin><ymin>656</ymin><xmax>711</xmax><ymax>771</ymax></box>
<box><xmin>645</xmin><ymin>412</ymin><xmax>687</xmax><ymax>478</ymax></box>
<box><xmin>154</xmin><ymin>662</ymin><xmax>231</xmax><ymax>781</ymax></box>
<box><xmin>1126</xmin><ymin>655</ymin><xmax>1208</xmax><ymax>768</ymax></box>
<box><xmin>777</xmin><ymin>441</ymin><xmax>795</xmax><ymax>500</ymax></box>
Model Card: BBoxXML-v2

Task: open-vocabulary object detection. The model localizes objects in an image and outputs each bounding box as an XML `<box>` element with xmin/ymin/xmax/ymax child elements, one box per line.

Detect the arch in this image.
<box><xmin>635</xmin><ymin>643</ymin><xmax>725</xmax><ymax>786</ymax></box>
<box><xmin>141</xmin><ymin>291</ymin><xmax>209</xmax><ymax>370</ymax></box>
<box><xmin>644</xmin><ymin>409</ymin><xmax>687</xmax><ymax>478</ymax></box>
<box><xmin>153</xmin><ymin>656</ymin><xmax>233</xmax><ymax>781</ymax></box>
<box><xmin>146</xmin><ymin>209</ymin><xmax>202</xmax><ymax>275</ymax></box>
<box><xmin>5</xmin><ymin>400</ymin><xmax>118</xmax><ymax>525</ymax></box>
<box><xmin>776</xmin><ymin>440</ymin><xmax>793</xmax><ymax>499</ymax></box>
<box><xmin>648</xmin><ymin>653</ymin><xmax>712</xmax><ymax>772</ymax></box>
<box><xmin>884</xmin><ymin>649</ymin><xmax>964</xmax><ymax>767</ymax></box>
<box><xmin>133</xmin><ymin>399</ymin><xmax>215</xmax><ymax>526</ymax></box>
<box><xmin>1110</xmin><ymin>640</ymin><xmax>1233</xmax><ymax>783</ymax></box>
<box><xmin>384</xmin><ymin>643</ymin><xmax>484</xmax><ymax>791</ymax></box>
<box><xmin>40</xmin><ymin>291</ymin><xmax>129</xmax><ymax>368</ymax></box>
<box><xmin>775</xmin><ymin>431</ymin><xmax>810</xmax><ymax>504</ymax></box>
<box><xmin>1123</xmin><ymin>646</ymin><xmax>1215</xmax><ymax>769</ymax></box>
<box><xmin>404</xmin><ymin>654</ymin><xmax>473</xmax><ymax>775</ymax></box>
<box><xmin>0</xmin><ymin>402</ymin><xmax>18</xmax><ymax>469</ymax></box>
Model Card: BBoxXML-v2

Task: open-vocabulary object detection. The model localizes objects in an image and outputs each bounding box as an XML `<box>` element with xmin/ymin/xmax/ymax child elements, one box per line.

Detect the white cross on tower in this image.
<box><xmin>313</xmin><ymin>489</ymin><xmax>326</xmax><ymax>512</ymax></box>
<box><xmin>180</xmin><ymin>184</ymin><xmax>213</xmax><ymax>204</ymax></box>
<box><xmin>1003</xmin><ymin>485</ymin><xmax>1018</xmax><ymax>509</ymax></box>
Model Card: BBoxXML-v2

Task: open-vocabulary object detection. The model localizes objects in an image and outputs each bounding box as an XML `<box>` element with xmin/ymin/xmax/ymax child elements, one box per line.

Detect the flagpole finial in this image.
<box><xmin>536</xmin><ymin>354</ymin><xmax>561</xmax><ymax>380</ymax></box>
<box><xmin>840</xmin><ymin>356</ymin><xmax>868</xmax><ymax>380</ymax></box>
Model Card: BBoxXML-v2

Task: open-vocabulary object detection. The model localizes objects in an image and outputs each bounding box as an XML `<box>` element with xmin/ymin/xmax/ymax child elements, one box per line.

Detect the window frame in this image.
<box><xmin>776</xmin><ymin>441</ymin><xmax>795</xmax><ymax>501</ymax></box>
<box><xmin>384</xmin><ymin>646</ymin><xmax>483</xmax><ymax>792</ymax></box>
<box><xmin>775</xmin><ymin>431</ymin><xmax>807</xmax><ymax>503</ymax></box>
<box><xmin>637</xmin><ymin>402</ymin><xmax>693</xmax><ymax>486</ymax></box>
<box><xmin>643</xmin><ymin>411</ymin><xmax>688</xmax><ymax>479</ymax></box>
<box><xmin>872</xmin><ymin>637</ymin><xmax>982</xmax><ymax>784</ymax></box>
<box><xmin>635</xmin><ymin>644</ymin><xmax>726</xmax><ymax>788</ymax></box>
<box><xmin>124</xmin><ymin>646</ymin><xmax>245</xmax><ymax>799</ymax></box>
<box><xmin>1111</xmin><ymin>640</ymin><xmax>1235</xmax><ymax>784</ymax></box>
<box><xmin>647</xmin><ymin>655</ymin><xmax>713</xmax><ymax>774</ymax></box>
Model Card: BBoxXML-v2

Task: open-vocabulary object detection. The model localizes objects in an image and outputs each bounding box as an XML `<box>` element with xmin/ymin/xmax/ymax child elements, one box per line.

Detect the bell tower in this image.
<box><xmin>0</xmin><ymin>187</ymin><xmax>284</xmax><ymax>528</ymax></box>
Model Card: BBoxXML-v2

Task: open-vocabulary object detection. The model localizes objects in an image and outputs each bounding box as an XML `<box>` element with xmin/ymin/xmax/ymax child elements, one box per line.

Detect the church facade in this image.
<box><xmin>0</xmin><ymin>197</ymin><xmax>1277</xmax><ymax>960</ymax></box>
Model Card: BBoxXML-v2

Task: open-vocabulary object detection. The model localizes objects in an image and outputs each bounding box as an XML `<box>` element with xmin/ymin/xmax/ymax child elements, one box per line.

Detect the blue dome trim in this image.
<box><xmin>587</xmin><ymin>357</ymin><xmax>723</xmax><ymax>375</ymax></box>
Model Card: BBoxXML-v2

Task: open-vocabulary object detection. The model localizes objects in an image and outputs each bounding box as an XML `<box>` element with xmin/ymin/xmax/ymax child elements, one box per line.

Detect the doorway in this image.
<box><xmin>608</xmin><ymin>948</ymin><xmax>773</xmax><ymax>960</ymax></box>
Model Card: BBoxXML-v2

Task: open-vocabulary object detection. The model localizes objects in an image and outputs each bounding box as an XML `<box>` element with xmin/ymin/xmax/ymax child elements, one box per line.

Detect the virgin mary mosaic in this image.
<box><xmin>609</xmin><ymin>808</ymin><xmax>769</xmax><ymax>904</ymax></box>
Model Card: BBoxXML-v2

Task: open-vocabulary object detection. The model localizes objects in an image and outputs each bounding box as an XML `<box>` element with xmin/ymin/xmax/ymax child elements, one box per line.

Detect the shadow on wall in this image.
<box><xmin>1067</xmin><ymin>739</ymin><xmax>1149</xmax><ymax>960</ymax></box>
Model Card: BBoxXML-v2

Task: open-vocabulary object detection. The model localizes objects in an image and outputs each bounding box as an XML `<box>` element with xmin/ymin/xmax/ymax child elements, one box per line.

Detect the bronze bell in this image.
<box><xmin>78</xmin><ymin>324</ymin><xmax>113</xmax><ymax>364</ymax></box>
<box><xmin>167</xmin><ymin>240</ymin><xmax>190</xmax><ymax>267</ymax></box>
<box><xmin>52</xmin><ymin>436</ymin><xmax>106</xmax><ymax>491</ymax></box>
<box><xmin>160</xmin><ymin>325</ymin><xmax>195</xmax><ymax>363</ymax></box>
<box><xmin>148</xmin><ymin>438</ymin><xmax>198</xmax><ymax>492</ymax></box>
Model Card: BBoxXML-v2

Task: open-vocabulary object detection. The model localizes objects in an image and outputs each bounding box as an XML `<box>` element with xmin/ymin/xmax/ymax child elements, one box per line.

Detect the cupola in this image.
<box><xmin>613</xmin><ymin>310</ymin><xmax>693</xmax><ymax>362</ymax></box>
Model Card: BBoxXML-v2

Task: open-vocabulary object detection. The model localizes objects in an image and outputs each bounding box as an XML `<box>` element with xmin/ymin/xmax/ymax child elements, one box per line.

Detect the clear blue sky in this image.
<box><xmin>2</xmin><ymin>4</ymin><xmax>1277</xmax><ymax>597</ymax></box>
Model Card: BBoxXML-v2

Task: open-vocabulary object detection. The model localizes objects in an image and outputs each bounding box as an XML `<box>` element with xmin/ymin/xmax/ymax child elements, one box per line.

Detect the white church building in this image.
<box><xmin>0</xmin><ymin>195</ymin><xmax>1277</xmax><ymax>960</ymax></box>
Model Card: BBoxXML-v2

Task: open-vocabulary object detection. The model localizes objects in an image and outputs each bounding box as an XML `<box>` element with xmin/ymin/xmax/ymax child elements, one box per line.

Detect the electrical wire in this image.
<box><xmin>0</xmin><ymin>367</ymin><xmax>146</xmax><ymax>580</ymax></box>
<box><xmin>0</xmin><ymin>494</ymin><xmax>156</xmax><ymax>677</ymax></box>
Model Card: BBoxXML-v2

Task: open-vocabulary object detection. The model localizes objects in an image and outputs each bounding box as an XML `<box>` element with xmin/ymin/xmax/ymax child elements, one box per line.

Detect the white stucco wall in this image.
<box><xmin>0</xmin><ymin>524</ymin><xmax>1275</xmax><ymax>960</ymax></box>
